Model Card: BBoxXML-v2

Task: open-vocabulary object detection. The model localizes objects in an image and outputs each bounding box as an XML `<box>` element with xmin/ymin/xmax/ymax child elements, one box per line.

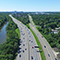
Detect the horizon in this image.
<box><xmin>0</xmin><ymin>10</ymin><xmax>60</xmax><ymax>12</ymax></box>
<box><xmin>0</xmin><ymin>0</ymin><xmax>60</xmax><ymax>12</ymax></box>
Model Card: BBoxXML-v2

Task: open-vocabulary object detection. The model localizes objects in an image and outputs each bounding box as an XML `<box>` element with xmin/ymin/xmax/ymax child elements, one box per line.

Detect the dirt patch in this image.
<box><xmin>57</xmin><ymin>54</ymin><xmax>60</xmax><ymax>60</ymax></box>
<box><xmin>53</xmin><ymin>47</ymin><xmax>59</xmax><ymax>52</ymax></box>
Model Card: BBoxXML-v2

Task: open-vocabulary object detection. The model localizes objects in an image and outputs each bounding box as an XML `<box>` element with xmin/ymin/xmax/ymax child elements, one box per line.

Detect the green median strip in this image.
<box><xmin>26</xmin><ymin>24</ymin><xmax>46</xmax><ymax>60</ymax></box>
<box><xmin>15</xmin><ymin>28</ymin><xmax>20</xmax><ymax>39</ymax></box>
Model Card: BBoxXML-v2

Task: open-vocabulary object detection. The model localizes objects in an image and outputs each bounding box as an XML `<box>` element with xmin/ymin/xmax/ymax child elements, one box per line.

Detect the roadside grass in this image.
<box><xmin>30</xmin><ymin>20</ymin><xmax>33</xmax><ymax>25</ymax></box>
<box><xmin>15</xmin><ymin>28</ymin><xmax>20</xmax><ymax>39</ymax></box>
<box><xmin>26</xmin><ymin>24</ymin><xmax>46</xmax><ymax>60</ymax></box>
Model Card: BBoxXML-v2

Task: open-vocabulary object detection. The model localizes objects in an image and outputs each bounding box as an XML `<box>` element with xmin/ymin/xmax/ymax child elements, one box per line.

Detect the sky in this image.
<box><xmin>0</xmin><ymin>0</ymin><xmax>60</xmax><ymax>12</ymax></box>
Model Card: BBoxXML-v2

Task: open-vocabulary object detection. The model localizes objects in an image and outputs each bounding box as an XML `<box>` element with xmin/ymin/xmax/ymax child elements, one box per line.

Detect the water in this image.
<box><xmin>0</xmin><ymin>22</ymin><xmax>8</xmax><ymax>45</ymax></box>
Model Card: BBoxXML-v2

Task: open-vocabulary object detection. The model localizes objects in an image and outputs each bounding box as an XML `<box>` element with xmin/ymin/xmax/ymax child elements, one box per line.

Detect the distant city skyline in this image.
<box><xmin>0</xmin><ymin>0</ymin><xmax>60</xmax><ymax>12</ymax></box>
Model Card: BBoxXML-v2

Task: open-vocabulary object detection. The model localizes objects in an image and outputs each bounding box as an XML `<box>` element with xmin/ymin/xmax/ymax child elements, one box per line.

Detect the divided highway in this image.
<box><xmin>9</xmin><ymin>15</ymin><xmax>41</xmax><ymax>60</ymax></box>
<box><xmin>28</xmin><ymin>14</ymin><xmax>57</xmax><ymax>60</ymax></box>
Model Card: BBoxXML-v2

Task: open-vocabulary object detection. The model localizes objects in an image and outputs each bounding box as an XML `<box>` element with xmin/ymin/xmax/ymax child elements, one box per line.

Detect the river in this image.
<box><xmin>0</xmin><ymin>22</ymin><xmax>8</xmax><ymax>45</ymax></box>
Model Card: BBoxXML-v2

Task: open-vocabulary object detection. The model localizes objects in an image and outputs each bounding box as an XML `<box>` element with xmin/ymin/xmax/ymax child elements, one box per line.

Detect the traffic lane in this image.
<box><xmin>16</xmin><ymin>27</ymin><xmax>27</xmax><ymax>60</ymax></box>
<box><xmin>43</xmin><ymin>37</ymin><xmax>56</xmax><ymax>60</ymax></box>
<box><xmin>32</xmin><ymin>24</ymin><xmax>56</xmax><ymax>60</ymax></box>
<box><xmin>19</xmin><ymin>23</ymin><xmax>30</xmax><ymax>60</ymax></box>
<box><xmin>12</xmin><ymin>16</ymin><xmax>29</xmax><ymax>60</ymax></box>
<box><xmin>25</xmin><ymin>26</ymin><xmax>41</xmax><ymax>60</ymax></box>
<box><xmin>20</xmin><ymin>23</ymin><xmax>42</xmax><ymax>60</ymax></box>
<box><xmin>11</xmin><ymin>17</ymin><xmax>28</xmax><ymax>60</ymax></box>
<box><xmin>34</xmin><ymin>25</ymin><xmax>56</xmax><ymax>60</ymax></box>
<box><xmin>30</xmin><ymin>24</ymin><xmax>52</xmax><ymax>60</ymax></box>
<box><xmin>29</xmin><ymin>36</ymin><xmax>41</xmax><ymax>60</ymax></box>
<box><xmin>19</xmin><ymin>24</ymin><xmax>29</xmax><ymax>60</ymax></box>
<box><xmin>18</xmin><ymin>27</ymin><xmax>28</xmax><ymax>60</ymax></box>
<box><xmin>22</xmin><ymin>24</ymin><xmax>41</xmax><ymax>60</ymax></box>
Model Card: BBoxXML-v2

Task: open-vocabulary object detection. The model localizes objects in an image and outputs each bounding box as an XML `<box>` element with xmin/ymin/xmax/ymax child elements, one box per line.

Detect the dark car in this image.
<box><xmin>44</xmin><ymin>45</ymin><xmax>46</xmax><ymax>48</ymax></box>
<box><xmin>18</xmin><ymin>47</ymin><xmax>21</xmax><ymax>50</ymax></box>
<box><xmin>23</xmin><ymin>44</ymin><xmax>25</xmax><ymax>46</ymax></box>
<box><xmin>35</xmin><ymin>46</ymin><xmax>39</xmax><ymax>48</ymax></box>
<box><xmin>19</xmin><ymin>55</ymin><xmax>21</xmax><ymax>57</ymax></box>
<box><xmin>31</xmin><ymin>56</ymin><xmax>33</xmax><ymax>59</ymax></box>
<box><xmin>48</xmin><ymin>54</ymin><xmax>50</xmax><ymax>57</ymax></box>
<box><xmin>25</xmin><ymin>48</ymin><xmax>27</xmax><ymax>50</ymax></box>
<box><xmin>29</xmin><ymin>40</ymin><xmax>31</xmax><ymax>41</ymax></box>
<box><xmin>19</xmin><ymin>44</ymin><xmax>21</xmax><ymax>46</ymax></box>
<box><xmin>18</xmin><ymin>51</ymin><xmax>21</xmax><ymax>54</ymax></box>
<box><xmin>31</xmin><ymin>41</ymin><xmax>33</xmax><ymax>43</ymax></box>
<box><xmin>55</xmin><ymin>58</ymin><xmax>57</xmax><ymax>60</ymax></box>
<box><xmin>23</xmin><ymin>50</ymin><xmax>24</xmax><ymax>53</ymax></box>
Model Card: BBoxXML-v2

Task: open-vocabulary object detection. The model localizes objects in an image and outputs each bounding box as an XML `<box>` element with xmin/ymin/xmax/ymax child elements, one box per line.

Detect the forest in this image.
<box><xmin>31</xmin><ymin>13</ymin><xmax>60</xmax><ymax>52</ymax></box>
<box><xmin>0</xmin><ymin>13</ymin><xmax>9</xmax><ymax>28</ymax></box>
<box><xmin>0</xmin><ymin>13</ymin><xmax>20</xmax><ymax>60</ymax></box>
<box><xmin>12</xmin><ymin>13</ymin><xmax>30</xmax><ymax>25</ymax></box>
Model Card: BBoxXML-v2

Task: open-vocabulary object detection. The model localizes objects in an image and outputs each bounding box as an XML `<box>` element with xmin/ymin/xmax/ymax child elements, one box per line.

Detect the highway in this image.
<box><xmin>9</xmin><ymin>15</ymin><xmax>41</xmax><ymax>60</ymax></box>
<box><xmin>28</xmin><ymin>14</ymin><xmax>57</xmax><ymax>60</ymax></box>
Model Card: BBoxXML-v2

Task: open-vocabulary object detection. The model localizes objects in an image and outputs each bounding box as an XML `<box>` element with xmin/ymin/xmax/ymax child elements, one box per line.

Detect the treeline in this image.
<box><xmin>31</xmin><ymin>14</ymin><xmax>60</xmax><ymax>29</ymax></box>
<box><xmin>13</xmin><ymin>13</ymin><xmax>30</xmax><ymax>25</ymax></box>
<box><xmin>0</xmin><ymin>13</ymin><xmax>10</xmax><ymax>27</ymax></box>
<box><xmin>31</xmin><ymin>14</ymin><xmax>60</xmax><ymax>52</ymax></box>
<box><xmin>0</xmin><ymin>13</ymin><xmax>20</xmax><ymax>60</ymax></box>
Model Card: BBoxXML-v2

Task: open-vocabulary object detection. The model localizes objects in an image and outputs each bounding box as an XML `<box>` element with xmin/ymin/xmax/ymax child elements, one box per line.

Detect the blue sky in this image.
<box><xmin>0</xmin><ymin>0</ymin><xmax>60</xmax><ymax>12</ymax></box>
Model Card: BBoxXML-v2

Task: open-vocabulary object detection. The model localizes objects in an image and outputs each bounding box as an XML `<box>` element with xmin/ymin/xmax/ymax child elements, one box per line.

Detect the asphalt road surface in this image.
<box><xmin>28</xmin><ymin>14</ymin><xmax>57</xmax><ymax>60</ymax></box>
<box><xmin>9</xmin><ymin>15</ymin><xmax>41</xmax><ymax>60</ymax></box>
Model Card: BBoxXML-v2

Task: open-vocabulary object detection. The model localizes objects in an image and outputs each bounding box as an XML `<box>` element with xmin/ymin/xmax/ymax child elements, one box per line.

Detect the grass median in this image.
<box><xmin>26</xmin><ymin>24</ymin><xmax>46</xmax><ymax>60</ymax></box>
<box><xmin>15</xmin><ymin>28</ymin><xmax>20</xmax><ymax>39</ymax></box>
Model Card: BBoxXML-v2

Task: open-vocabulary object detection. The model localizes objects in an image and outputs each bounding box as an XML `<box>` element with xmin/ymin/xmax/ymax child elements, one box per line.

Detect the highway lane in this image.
<box><xmin>28</xmin><ymin>14</ymin><xmax>57</xmax><ymax>60</ymax></box>
<box><xmin>19</xmin><ymin>22</ymin><xmax>41</xmax><ymax>60</ymax></box>
<box><xmin>9</xmin><ymin>15</ymin><xmax>41</xmax><ymax>60</ymax></box>
<box><xmin>10</xmin><ymin>16</ymin><xmax>29</xmax><ymax>60</ymax></box>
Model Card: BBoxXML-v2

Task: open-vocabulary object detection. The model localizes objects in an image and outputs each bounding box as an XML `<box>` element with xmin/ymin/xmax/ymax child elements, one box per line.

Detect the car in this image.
<box><xmin>55</xmin><ymin>58</ymin><xmax>57</xmax><ymax>60</ymax></box>
<box><xmin>32</xmin><ymin>46</ymin><xmax>34</xmax><ymax>48</ymax></box>
<box><xmin>31</xmin><ymin>56</ymin><xmax>33</xmax><ymax>59</ymax></box>
<box><xmin>18</xmin><ymin>51</ymin><xmax>21</xmax><ymax>54</ymax></box>
<box><xmin>23</xmin><ymin>44</ymin><xmax>25</xmax><ymax>46</ymax></box>
<box><xmin>29</xmin><ymin>40</ymin><xmax>31</xmax><ymax>41</ymax></box>
<box><xmin>23</xmin><ymin>50</ymin><xmax>24</xmax><ymax>53</ymax></box>
<box><xmin>35</xmin><ymin>46</ymin><xmax>39</xmax><ymax>48</ymax></box>
<box><xmin>19</xmin><ymin>47</ymin><xmax>21</xmax><ymax>50</ymax></box>
<box><xmin>48</xmin><ymin>54</ymin><xmax>50</xmax><ymax>57</ymax></box>
<box><xmin>19</xmin><ymin>55</ymin><xmax>21</xmax><ymax>57</ymax></box>
<box><xmin>31</xmin><ymin>41</ymin><xmax>33</xmax><ymax>43</ymax></box>
<box><xmin>25</xmin><ymin>48</ymin><xmax>27</xmax><ymax>50</ymax></box>
<box><xmin>44</xmin><ymin>45</ymin><xmax>46</xmax><ymax>48</ymax></box>
<box><xmin>19</xmin><ymin>44</ymin><xmax>21</xmax><ymax>46</ymax></box>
